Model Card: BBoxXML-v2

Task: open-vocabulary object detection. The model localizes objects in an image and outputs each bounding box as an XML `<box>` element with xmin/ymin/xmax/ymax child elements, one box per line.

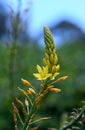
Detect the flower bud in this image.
<box><xmin>21</xmin><ymin>78</ymin><xmax>31</xmax><ymax>87</ymax></box>
<box><xmin>57</xmin><ymin>76</ymin><xmax>68</xmax><ymax>82</ymax></box>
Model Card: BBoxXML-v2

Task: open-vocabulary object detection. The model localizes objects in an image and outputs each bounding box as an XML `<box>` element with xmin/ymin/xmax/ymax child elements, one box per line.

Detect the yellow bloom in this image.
<box><xmin>51</xmin><ymin>72</ymin><xmax>60</xmax><ymax>80</ymax></box>
<box><xmin>33</xmin><ymin>64</ymin><xmax>51</xmax><ymax>80</ymax></box>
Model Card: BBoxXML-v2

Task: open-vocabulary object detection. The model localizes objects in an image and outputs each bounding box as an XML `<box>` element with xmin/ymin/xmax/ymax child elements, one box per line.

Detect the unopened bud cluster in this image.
<box><xmin>43</xmin><ymin>26</ymin><xmax>60</xmax><ymax>79</ymax></box>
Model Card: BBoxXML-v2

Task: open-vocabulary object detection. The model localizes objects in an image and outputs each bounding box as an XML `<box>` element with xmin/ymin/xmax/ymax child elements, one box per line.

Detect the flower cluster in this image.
<box><xmin>33</xmin><ymin>26</ymin><xmax>60</xmax><ymax>81</ymax></box>
<box><xmin>12</xmin><ymin>26</ymin><xmax>68</xmax><ymax>130</ymax></box>
<box><xmin>33</xmin><ymin>26</ymin><xmax>68</xmax><ymax>89</ymax></box>
<box><xmin>33</xmin><ymin>26</ymin><xmax>68</xmax><ymax>109</ymax></box>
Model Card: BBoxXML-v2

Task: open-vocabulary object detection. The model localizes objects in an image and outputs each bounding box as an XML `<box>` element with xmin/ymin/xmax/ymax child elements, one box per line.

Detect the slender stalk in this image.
<box><xmin>22</xmin><ymin>103</ymin><xmax>36</xmax><ymax>130</ymax></box>
<box><xmin>8</xmin><ymin>43</ymin><xmax>17</xmax><ymax>100</ymax></box>
<box><xmin>18</xmin><ymin>114</ymin><xmax>24</xmax><ymax>126</ymax></box>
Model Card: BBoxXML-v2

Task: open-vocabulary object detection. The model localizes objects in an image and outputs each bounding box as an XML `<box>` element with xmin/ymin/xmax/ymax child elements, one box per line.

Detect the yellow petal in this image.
<box><xmin>55</xmin><ymin>64</ymin><xmax>60</xmax><ymax>71</ymax></box>
<box><xmin>37</xmin><ymin>64</ymin><xmax>43</xmax><ymax>74</ymax></box>
<box><xmin>51</xmin><ymin>72</ymin><xmax>60</xmax><ymax>80</ymax></box>
<box><xmin>33</xmin><ymin>73</ymin><xmax>41</xmax><ymax>79</ymax></box>
<box><xmin>43</xmin><ymin>66</ymin><xmax>48</xmax><ymax>73</ymax></box>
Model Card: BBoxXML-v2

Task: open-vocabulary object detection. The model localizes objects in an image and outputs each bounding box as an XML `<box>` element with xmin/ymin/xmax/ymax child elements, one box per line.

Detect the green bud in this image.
<box><xmin>50</xmin><ymin>54</ymin><xmax>54</xmax><ymax>63</ymax></box>
<box><xmin>45</xmin><ymin>53</ymin><xmax>49</xmax><ymax>60</ymax></box>
<box><xmin>49</xmin><ymin>48</ymin><xmax>52</xmax><ymax>54</ymax></box>
<box><xmin>43</xmin><ymin>58</ymin><xmax>47</xmax><ymax>66</ymax></box>
<box><xmin>47</xmin><ymin>60</ymin><xmax>51</xmax><ymax>69</ymax></box>
<box><xmin>52</xmin><ymin>66</ymin><xmax>57</xmax><ymax>74</ymax></box>
<box><xmin>54</xmin><ymin>55</ymin><xmax>58</xmax><ymax>65</ymax></box>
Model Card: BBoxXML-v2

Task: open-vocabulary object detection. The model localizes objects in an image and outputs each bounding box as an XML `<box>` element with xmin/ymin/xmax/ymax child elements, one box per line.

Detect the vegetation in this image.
<box><xmin>0</xmin><ymin>25</ymin><xmax>85</xmax><ymax>129</ymax></box>
<box><xmin>1</xmin><ymin>0</ymin><xmax>85</xmax><ymax>129</ymax></box>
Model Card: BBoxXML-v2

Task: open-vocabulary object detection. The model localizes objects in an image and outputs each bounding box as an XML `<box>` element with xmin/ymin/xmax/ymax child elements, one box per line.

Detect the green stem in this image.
<box><xmin>8</xmin><ymin>43</ymin><xmax>18</xmax><ymax>100</ymax></box>
<box><xmin>18</xmin><ymin>113</ymin><xmax>24</xmax><ymax>126</ymax></box>
<box><xmin>22</xmin><ymin>103</ymin><xmax>36</xmax><ymax>130</ymax></box>
<box><xmin>60</xmin><ymin>107</ymin><xmax>85</xmax><ymax>130</ymax></box>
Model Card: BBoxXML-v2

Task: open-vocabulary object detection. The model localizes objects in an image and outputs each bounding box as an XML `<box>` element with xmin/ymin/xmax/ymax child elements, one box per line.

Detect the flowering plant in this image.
<box><xmin>12</xmin><ymin>26</ymin><xmax>68</xmax><ymax>130</ymax></box>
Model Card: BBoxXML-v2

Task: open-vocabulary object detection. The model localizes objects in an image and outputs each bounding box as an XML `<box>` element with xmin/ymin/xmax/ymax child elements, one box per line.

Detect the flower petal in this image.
<box><xmin>33</xmin><ymin>73</ymin><xmax>41</xmax><ymax>80</ymax></box>
<box><xmin>37</xmin><ymin>64</ymin><xmax>43</xmax><ymax>74</ymax></box>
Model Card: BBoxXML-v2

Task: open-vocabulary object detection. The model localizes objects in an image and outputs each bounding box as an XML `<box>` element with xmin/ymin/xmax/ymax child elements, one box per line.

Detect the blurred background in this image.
<box><xmin>0</xmin><ymin>0</ymin><xmax>85</xmax><ymax>129</ymax></box>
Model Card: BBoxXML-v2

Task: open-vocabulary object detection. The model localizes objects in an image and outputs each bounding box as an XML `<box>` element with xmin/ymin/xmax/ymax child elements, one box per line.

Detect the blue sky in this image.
<box><xmin>1</xmin><ymin>0</ymin><xmax>85</xmax><ymax>38</ymax></box>
<box><xmin>29</xmin><ymin>0</ymin><xmax>85</xmax><ymax>37</ymax></box>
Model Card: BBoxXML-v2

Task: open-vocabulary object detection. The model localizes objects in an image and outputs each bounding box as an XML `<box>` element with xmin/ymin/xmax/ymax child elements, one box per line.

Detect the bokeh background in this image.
<box><xmin>0</xmin><ymin>0</ymin><xmax>85</xmax><ymax>129</ymax></box>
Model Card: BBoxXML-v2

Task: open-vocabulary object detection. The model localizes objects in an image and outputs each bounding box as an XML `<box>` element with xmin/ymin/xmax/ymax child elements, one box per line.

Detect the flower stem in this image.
<box><xmin>22</xmin><ymin>102</ymin><xmax>36</xmax><ymax>130</ymax></box>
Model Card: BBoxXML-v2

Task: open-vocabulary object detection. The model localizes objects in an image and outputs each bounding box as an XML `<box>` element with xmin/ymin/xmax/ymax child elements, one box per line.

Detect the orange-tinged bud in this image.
<box><xmin>36</xmin><ymin>94</ymin><xmax>44</xmax><ymax>108</ymax></box>
<box><xmin>13</xmin><ymin>112</ymin><xmax>17</xmax><ymax>122</ymax></box>
<box><xmin>18</xmin><ymin>87</ymin><xmax>27</xmax><ymax>96</ymax></box>
<box><xmin>12</xmin><ymin>102</ymin><xmax>19</xmax><ymax>113</ymax></box>
<box><xmin>47</xmin><ymin>85</ymin><xmax>54</xmax><ymax>90</ymax></box>
<box><xmin>31</xmin><ymin>126</ymin><xmax>39</xmax><ymax>130</ymax></box>
<box><xmin>29</xmin><ymin>88</ymin><xmax>36</xmax><ymax>94</ymax></box>
<box><xmin>27</xmin><ymin>90</ymin><xmax>32</xmax><ymax>95</ymax></box>
<box><xmin>21</xmin><ymin>78</ymin><xmax>31</xmax><ymax>87</ymax></box>
<box><xmin>49</xmin><ymin>88</ymin><xmax>61</xmax><ymax>93</ymax></box>
<box><xmin>40</xmin><ymin>84</ymin><xmax>44</xmax><ymax>89</ymax></box>
<box><xmin>57</xmin><ymin>76</ymin><xmax>68</xmax><ymax>82</ymax></box>
<box><xmin>39</xmin><ymin>117</ymin><xmax>51</xmax><ymax>121</ymax></box>
<box><xmin>27</xmin><ymin>88</ymin><xmax>36</xmax><ymax>95</ymax></box>
<box><xmin>15</xmin><ymin>125</ymin><xmax>18</xmax><ymax>130</ymax></box>
<box><xmin>16</xmin><ymin>98</ymin><xmax>23</xmax><ymax>107</ymax></box>
<box><xmin>22</xmin><ymin>108</ymin><xmax>27</xmax><ymax>116</ymax></box>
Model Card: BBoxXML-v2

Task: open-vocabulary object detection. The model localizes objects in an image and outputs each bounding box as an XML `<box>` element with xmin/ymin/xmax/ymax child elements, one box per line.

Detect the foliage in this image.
<box><xmin>0</xmin><ymin>31</ymin><xmax>85</xmax><ymax>129</ymax></box>
<box><xmin>0</xmin><ymin>42</ymin><xmax>44</xmax><ymax>130</ymax></box>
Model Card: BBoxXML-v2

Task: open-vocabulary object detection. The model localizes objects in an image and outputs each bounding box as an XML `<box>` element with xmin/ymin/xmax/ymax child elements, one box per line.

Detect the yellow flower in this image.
<box><xmin>33</xmin><ymin>64</ymin><xmax>51</xmax><ymax>80</ymax></box>
<box><xmin>51</xmin><ymin>72</ymin><xmax>60</xmax><ymax>80</ymax></box>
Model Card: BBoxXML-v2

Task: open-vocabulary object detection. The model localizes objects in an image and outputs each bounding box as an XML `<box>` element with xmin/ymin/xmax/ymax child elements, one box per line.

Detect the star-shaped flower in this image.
<box><xmin>33</xmin><ymin>64</ymin><xmax>51</xmax><ymax>80</ymax></box>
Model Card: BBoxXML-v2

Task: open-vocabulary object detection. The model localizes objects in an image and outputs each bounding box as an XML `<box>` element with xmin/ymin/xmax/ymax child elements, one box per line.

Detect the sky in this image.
<box><xmin>29</xmin><ymin>0</ymin><xmax>85</xmax><ymax>37</ymax></box>
<box><xmin>1</xmin><ymin>0</ymin><xmax>85</xmax><ymax>38</ymax></box>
